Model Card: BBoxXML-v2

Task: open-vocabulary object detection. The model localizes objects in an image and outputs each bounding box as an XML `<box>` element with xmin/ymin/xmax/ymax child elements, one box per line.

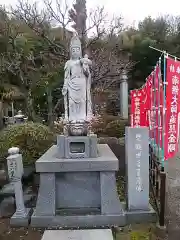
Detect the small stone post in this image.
<box><xmin>7</xmin><ymin>147</ymin><xmax>31</xmax><ymax>226</ymax></box>
<box><xmin>120</xmin><ymin>70</ymin><xmax>128</xmax><ymax>119</ymax></box>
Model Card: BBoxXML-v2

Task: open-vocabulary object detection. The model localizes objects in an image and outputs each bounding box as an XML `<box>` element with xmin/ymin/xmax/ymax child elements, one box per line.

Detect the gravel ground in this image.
<box><xmin>0</xmin><ymin>219</ymin><xmax>43</xmax><ymax>240</ymax></box>
<box><xmin>0</xmin><ymin>220</ymin><xmax>160</xmax><ymax>240</ymax></box>
<box><xmin>164</xmin><ymin>153</ymin><xmax>180</xmax><ymax>239</ymax></box>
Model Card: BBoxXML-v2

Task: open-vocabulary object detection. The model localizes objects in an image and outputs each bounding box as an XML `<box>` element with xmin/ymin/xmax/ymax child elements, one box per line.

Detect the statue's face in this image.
<box><xmin>71</xmin><ymin>47</ymin><xmax>81</xmax><ymax>59</ymax></box>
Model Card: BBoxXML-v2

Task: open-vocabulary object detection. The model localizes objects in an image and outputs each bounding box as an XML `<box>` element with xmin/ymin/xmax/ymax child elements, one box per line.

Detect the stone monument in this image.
<box><xmin>125</xmin><ymin>126</ymin><xmax>156</xmax><ymax>223</ymax></box>
<box><xmin>7</xmin><ymin>34</ymin><xmax>157</xmax><ymax>229</ymax></box>
<box><xmin>14</xmin><ymin>110</ymin><xmax>27</xmax><ymax>124</ymax></box>
<box><xmin>7</xmin><ymin>147</ymin><xmax>31</xmax><ymax>226</ymax></box>
<box><xmin>31</xmin><ymin>34</ymin><xmax>125</xmax><ymax>228</ymax></box>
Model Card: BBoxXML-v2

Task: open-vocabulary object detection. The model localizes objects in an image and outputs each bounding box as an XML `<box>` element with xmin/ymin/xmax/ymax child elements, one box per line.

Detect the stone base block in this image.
<box><xmin>31</xmin><ymin>210</ymin><xmax>126</xmax><ymax>228</ymax></box>
<box><xmin>57</xmin><ymin>134</ymin><xmax>98</xmax><ymax>158</ymax></box>
<box><xmin>154</xmin><ymin>224</ymin><xmax>167</xmax><ymax>239</ymax></box>
<box><xmin>124</xmin><ymin>204</ymin><xmax>157</xmax><ymax>224</ymax></box>
<box><xmin>10</xmin><ymin>208</ymin><xmax>32</xmax><ymax>227</ymax></box>
<box><xmin>41</xmin><ymin>229</ymin><xmax>113</xmax><ymax>240</ymax></box>
<box><xmin>36</xmin><ymin>145</ymin><xmax>118</xmax><ymax>172</ymax></box>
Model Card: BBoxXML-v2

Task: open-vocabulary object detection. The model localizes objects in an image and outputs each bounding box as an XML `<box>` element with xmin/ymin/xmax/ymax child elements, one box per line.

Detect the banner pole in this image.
<box><xmin>153</xmin><ymin>67</ymin><xmax>156</xmax><ymax>149</ymax></box>
<box><xmin>162</xmin><ymin>52</ymin><xmax>167</xmax><ymax>171</ymax></box>
<box><xmin>157</xmin><ymin>58</ymin><xmax>161</xmax><ymax>161</ymax></box>
<box><xmin>150</xmin><ymin>71</ymin><xmax>154</xmax><ymax>145</ymax></box>
<box><xmin>149</xmin><ymin>46</ymin><xmax>180</xmax><ymax>61</ymax></box>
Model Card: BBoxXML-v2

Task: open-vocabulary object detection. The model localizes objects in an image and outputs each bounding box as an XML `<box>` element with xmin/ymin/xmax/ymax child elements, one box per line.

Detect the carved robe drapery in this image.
<box><xmin>63</xmin><ymin>59</ymin><xmax>92</xmax><ymax>122</ymax></box>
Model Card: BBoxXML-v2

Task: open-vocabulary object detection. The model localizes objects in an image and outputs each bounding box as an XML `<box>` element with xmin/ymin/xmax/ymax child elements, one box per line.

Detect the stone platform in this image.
<box><xmin>31</xmin><ymin>137</ymin><xmax>156</xmax><ymax>228</ymax></box>
<box><xmin>31</xmin><ymin>144</ymin><xmax>126</xmax><ymax>228</ymax></box>
<box><xmin>36</xmin><ymin>144</ymin><xmax>118</xmax><ymax>172</ymax></box>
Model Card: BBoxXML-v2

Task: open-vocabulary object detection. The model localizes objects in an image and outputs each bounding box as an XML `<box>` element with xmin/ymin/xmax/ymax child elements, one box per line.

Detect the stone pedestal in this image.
<box><xmin>31</xmin><ymin>143</ymin><xmax>125</xmax><ymax>228</ymax></box>
<box><xmin>57</xmin><ymin>134</ymin><xmax>98</xmax><ymax>158</ymax></box>
<box><xmin>31</xmin><ymin>131</ymin><xmax>156</xmax><ymax>228</ymax></box>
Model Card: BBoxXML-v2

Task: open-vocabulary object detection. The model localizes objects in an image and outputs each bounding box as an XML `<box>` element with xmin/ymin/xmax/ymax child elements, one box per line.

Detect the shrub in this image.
<box><xmin>102</xmin><ymin>114</ymin><xmax>121</xmax><ymax>125</ymax></box>
<box><xmin>0</xmin><ymin>122</ymin><xmax>55</xmax><ymax>165</ymax></box>
<box><xmin>105</xmin><ymin>120</ymin><xmax>128</xmax><ymax>138</ymax></box>
<box><xmin>90</xmin><ymin>114</ymin><xmax>123</xmax><ymax>137</ymax></box>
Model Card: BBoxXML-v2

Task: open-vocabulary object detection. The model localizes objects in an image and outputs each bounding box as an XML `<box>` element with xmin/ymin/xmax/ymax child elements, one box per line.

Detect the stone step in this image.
<box><xmin>0</xmin><ymin>167</ymin><xmax>34</xmax><ymax>190</ymax></box>
<box><xmin>41</xmin><ymin>229</ymin><xmax>113</xmax><ymax>240</ymax></box>
<box><xmin>56</xmin><ymin>207</ymin><xmax>101</xmax><ymax>216</ymax></box>
<box><xmin>31</xmin><ymin>213</ymin><xmax>126</xmax><ymax>228</ymax></box>
<box><xmin>0</xmin><ymin>193</ymin><xmax>34</xmax><ymax>218</ymax></box>
<box><xmin>0</xmin><ymin>183</ymin><xmax>32</xmax><ymax>197</ymax></box>
<box><xmin>0</xmin><ymin>170</ymin><xmax>7</xmax><ymax>182</ymax></box>
<box><xmin>0</xmin><ymin>196</ymin><xmax>15</xmax><ymax>218</ymax></box>
<box><xmin>0</xmin><ymin>182</ymin><xmax>15</xmax><ymax>197</ymax></box>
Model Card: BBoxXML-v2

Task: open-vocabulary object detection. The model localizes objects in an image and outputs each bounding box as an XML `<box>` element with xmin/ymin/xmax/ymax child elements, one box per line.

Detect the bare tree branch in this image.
<box><xmin>44</xmin><ymin>0</ymin><xmax>71</xmax><ymax>41</ymax></box>
<box><xmin>9</xmin><ymin>0</ymin><xmax>135</xmax><ymax>101</ymax></box>
<box><xmin>11</xmin><ymin>0</ymin><xmax>68</xmax><ymax>60</ymax></box>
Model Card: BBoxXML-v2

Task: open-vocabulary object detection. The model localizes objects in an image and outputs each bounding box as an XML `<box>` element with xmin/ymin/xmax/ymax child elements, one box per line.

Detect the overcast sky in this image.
<box><xmin>88</xmin><ymin>0</ymin><xmax>180</xmax><ymax>25</ymax></box>
<box><xmin>1</xmin><ymin>0</ymin><xmax>180</xmax><ymax>26</ymax></box>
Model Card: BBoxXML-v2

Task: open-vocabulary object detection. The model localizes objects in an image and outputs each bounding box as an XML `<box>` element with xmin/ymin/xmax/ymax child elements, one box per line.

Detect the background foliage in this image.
<box><xmin>0</xmin><ymin>122</ymin><xmax>55</xmax><ymax>165</ymax></box>
<box><xmin>1</xmin><ymin>1</ymin><xmax>180</xmax><ymax>163</ymax></box>
<box><xmin>1</xmin><ymin>1</ymin><xmax>180</xmax><ymax>127</ymax></box>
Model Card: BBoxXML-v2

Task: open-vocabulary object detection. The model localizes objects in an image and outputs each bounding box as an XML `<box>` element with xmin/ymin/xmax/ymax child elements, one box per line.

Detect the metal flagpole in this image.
<box><xmin>149</xmin><ymin>71</ymin><xmax>154</xmax><ymax>143</ymax></box>
<box><xmin>153</xmin><ymin>67</ymin><xmax>156</xmax><ymax>148</ymax></box>
<box><xmin>158</xmin><ymin>57</ymin><xmax>162</xmax><ymax>161</ymax></box>
<box><xmin>149</xmin><ymin>46</ymin><xmax>180</xmax><ymax>61</ymax></box>
<box><xmin>161</xmin><ymin>52</ymin><xmax>167</xmax><ymax>171</ymax></box>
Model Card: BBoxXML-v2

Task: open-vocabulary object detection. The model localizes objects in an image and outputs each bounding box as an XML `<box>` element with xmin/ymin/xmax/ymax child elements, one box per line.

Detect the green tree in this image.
<box><xmin>126</xmin><ymin>16</ymin><xmax>173</xmax><ymax>88</ymax></box>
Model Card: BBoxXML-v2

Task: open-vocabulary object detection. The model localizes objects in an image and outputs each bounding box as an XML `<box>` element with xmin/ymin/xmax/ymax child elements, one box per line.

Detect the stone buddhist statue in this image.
<box><xmin>62</xmin><ymin>33</ymin><xmax>92</xmax><ymax>124</ymax></box>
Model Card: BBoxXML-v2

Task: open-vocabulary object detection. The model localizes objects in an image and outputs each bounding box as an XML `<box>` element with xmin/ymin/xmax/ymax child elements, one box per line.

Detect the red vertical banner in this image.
<box><xmin>130</xmin><ymin>90</ymin><xmax>141</xmax><ymax>127</ymax></box>
<box><xmin>145</xmin><ymin>75</ymin><xmax>153</xmax><ymax>112</ymax></box>
<box><xmin>165</xmin><ymin>57</ymin><xmax>180</xmax><ymax>159</ymax></box>
<box><xmin>150</xmin><ymin>70</ymin><xmax>156</xmax><ymax>140</ymax></box>
<box><xmin>130</xmin><ymin>90</ymin><xmax>135</xmax><ymax>127</ymax></box>
<box><xmin>144</xmin><ymin>74</ymin><xmax>153</xmax><ymax>130</ymax></box>
<box><xmin>155</xmin><ymin>65</ymin><xmax>159</xmax><ymax>145</ymax></box>
<box><xmin>154</xmin><ymin>64</ymin><xmax>164</xmax><ymax>147</ymax></box>
<box><xmin>140</xmin><ymin>86</ymin><xmax>148</xmax><ymax>126</ymax></box>
<box><xmin>159</xmin><ymin>70</ymin><xmax>164</xmax><ymax>148</ymax></box>
<box><xmin>130</xmin><ymin>89</ymin><xmax>146</xmax><ymax>127</ymax></box>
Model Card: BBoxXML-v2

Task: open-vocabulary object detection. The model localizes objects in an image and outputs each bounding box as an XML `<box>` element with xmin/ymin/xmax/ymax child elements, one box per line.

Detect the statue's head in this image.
<box><xmin>70</xmin><ymin>33</ymin><xmax>82</xmax><ymax>59</ymax></box>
